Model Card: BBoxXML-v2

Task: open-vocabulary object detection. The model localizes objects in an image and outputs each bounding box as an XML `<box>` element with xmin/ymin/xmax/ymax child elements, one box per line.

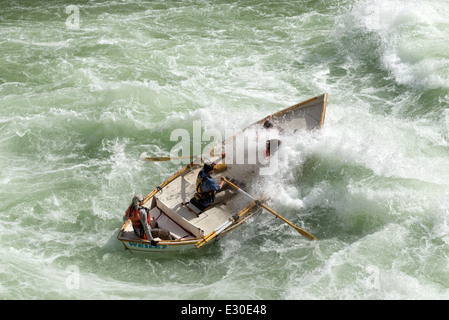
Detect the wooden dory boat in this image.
<box><xmin>117</xmin><ymin>93</ymin><xmax>328</xmax><ymax>253</ymax></box>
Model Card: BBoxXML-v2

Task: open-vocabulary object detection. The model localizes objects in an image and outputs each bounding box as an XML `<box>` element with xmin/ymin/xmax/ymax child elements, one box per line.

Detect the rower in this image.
<box><xmin>189</xmin><ymin>162</ymin><xmax>225</xmax><ymax>212</ymax></box>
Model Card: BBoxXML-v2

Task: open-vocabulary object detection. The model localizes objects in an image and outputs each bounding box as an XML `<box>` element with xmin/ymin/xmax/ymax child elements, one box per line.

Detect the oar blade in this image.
<box><xmin>223</xmin><ymin>178</ymin><xmax>317</xmax><ymax>241</ymax></box>
<box><xmin>260</xmin><ymin>204</ymin><xmax>317</xmax><ymax>240</ymax></box>
<box><xmin>294</xmin><ymin>227</ymin><xmax>317</xmax><ymax>240</ymax></box>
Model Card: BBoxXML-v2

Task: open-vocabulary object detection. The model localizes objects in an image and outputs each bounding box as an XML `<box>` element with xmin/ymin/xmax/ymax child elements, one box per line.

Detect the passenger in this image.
<box><xmin>263</xmin><ymin>115</ymin><xmax>273</xmax><ymax>129</ymax></box>
<box><xmin>124</xmin><ymin>194</ymin><xmax>174</xmax><ymax>244</ymax></box>
<box><xmin>265</xmin><ymin>139</ymin><xmax>282</xmax><ymax>157</ymax></box>
<box><xmin>262</xmin><ymin>115</ymin><xmax>284</xmax><ymax>133</ymax></box>
<box><xmin>189</xmin><ymin>162</ymin><xmax>225</xmax><ymax>212</ymax></box>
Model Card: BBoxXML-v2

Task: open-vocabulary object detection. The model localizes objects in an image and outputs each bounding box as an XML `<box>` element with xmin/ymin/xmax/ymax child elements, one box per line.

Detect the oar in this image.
<box><xmin>145</xmin><ymin>150</ymin><xmax>225</xmax><ymax>162</ymax></box>
<box><xmin>224</xmin><ymin>178</ymin><xmax>317</xmax><ymax>240</ymax></box>
<box><xmin>144</xmin><ymin>155</ymin><xmax>194</xmax><ymax>162</ymax></box>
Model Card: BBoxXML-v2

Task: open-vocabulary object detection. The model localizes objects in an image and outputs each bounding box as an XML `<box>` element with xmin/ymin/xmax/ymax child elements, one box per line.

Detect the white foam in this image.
<box><xmin>339</xmin><ymin>0</ymin><xmax>449</xmax><ymax>89</ymax></box>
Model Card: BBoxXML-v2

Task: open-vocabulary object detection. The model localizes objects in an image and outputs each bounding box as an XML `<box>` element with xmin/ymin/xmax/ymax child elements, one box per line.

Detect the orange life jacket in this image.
<box><xmin>125</xmin><ymin>206</ymin><xmax>151</xmax><ymax>239</ymax></box>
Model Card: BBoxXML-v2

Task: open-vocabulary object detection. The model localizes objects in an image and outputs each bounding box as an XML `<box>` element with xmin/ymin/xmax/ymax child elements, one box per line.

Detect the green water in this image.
<box><xmin>1</xmin><ymin>0</ymin><xmax>449</xmax><ymax>299</ymax></box>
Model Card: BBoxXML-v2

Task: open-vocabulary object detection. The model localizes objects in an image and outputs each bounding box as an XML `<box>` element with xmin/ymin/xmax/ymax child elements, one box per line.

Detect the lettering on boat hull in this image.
<box><xmin>128</xmin><ymin>242</ymin><xmax>168</xmax><ymax>250</ymax></box>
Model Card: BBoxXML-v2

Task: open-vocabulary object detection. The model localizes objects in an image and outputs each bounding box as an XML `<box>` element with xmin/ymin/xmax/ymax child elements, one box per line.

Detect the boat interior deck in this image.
<box><xmin>120</xmin><ymin>162</ymin><xmax>258</xmax><ymax>241</ymax></box>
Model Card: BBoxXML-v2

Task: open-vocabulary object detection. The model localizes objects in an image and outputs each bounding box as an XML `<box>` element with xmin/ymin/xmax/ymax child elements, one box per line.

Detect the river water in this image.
<box><xmin>1</xmin><ymin>0</ymin><xmax>449</xmax><ymax>299</ymax></box>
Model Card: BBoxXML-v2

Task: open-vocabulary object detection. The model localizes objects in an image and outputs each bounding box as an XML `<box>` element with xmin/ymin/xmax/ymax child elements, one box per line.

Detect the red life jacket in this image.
<box><xmin>125</xmin><ymin>206</ymin><xmax>151</xmax><ymax>239</ymax></box>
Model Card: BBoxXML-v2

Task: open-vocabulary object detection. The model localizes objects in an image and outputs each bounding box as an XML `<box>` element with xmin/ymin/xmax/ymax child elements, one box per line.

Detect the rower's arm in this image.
<box><xmin>139</xmin><ymin>208</ymin><xmax>154</xmax><ymax>241</ymax></box>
